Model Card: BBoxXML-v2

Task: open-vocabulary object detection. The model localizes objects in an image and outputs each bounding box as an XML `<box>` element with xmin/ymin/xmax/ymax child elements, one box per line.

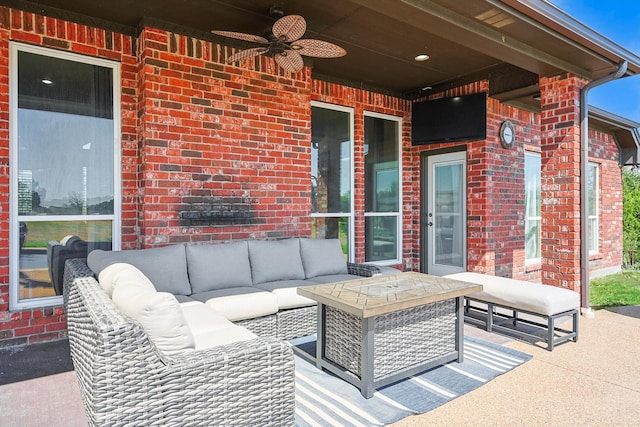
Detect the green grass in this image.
<box><xmin>590</xmin><ymin>271</ymin><xmax>640</xmax><ymax>308</ymax></box>
<box><xmin>22</xmin><ymin>220</ymin><xmax>112</xmax><ymax>248</ymax></box>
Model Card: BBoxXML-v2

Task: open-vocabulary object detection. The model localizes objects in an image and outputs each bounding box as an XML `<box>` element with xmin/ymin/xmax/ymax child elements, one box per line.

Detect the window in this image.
<box><xmin>10</xmin><ymin>43</ymin><xmax>120</xmax><ymax>309</ymax></box>
<box><xmin>524</xmin><ymin>152</ymin><xmax>541</xmax><ymax>263</ymax></box>
<box><xmin>364</xmin><ymin>113</ymin><xmax>401</xmax><ymax>264</ymax></box>
<box><xmin>310</xmin><ymin>102</ymin><xmax>353</xmax><ymax>259</ymax></box>
<box><xmin>588</xmin><ymin>162</ymin><xmax>599</xmax><ymax>253</ymax></box>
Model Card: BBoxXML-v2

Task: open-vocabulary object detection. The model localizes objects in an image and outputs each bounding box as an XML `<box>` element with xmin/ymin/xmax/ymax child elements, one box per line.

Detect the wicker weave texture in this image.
<box><xmin>235</xmin><ymin>314</ymin><xmax>278</xmax><ymax>337</ymax></box>
<box><xmin>64</xmin><ymin>258</ymin><xmax>296</xmax><ymax>426</ymax></box>
<box><xmin>277</xmin><ymin>306</ymin><xmax>317</xmax><ymax>339</ymax></box>
<box><xmin>347</xmin><ymin>262</ymin><xmax>381</xmax><ymax>277</ymax></box>
<box><xmin>324</xmin><ymin>299</ymin><xmax>457</xmax><ymax>379</ymax></box>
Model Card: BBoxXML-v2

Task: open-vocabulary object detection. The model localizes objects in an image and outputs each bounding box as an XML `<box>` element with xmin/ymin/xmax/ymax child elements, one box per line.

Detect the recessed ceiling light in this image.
<box><xmin>41</xmin><ymin>78</ymin><xmax>53</xmax><ymax>85</ymax></box>
<box><xmin>414</xmin><ymin>54</ymin><xmax>430</xmax><ymax>62</ymax></box>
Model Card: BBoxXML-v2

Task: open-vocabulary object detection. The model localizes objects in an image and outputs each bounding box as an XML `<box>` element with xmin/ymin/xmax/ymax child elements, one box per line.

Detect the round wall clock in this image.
<box><xmin>499</xmin><ymin>120</ymin><xmax>515</xmax><ymax>148</ymax></box>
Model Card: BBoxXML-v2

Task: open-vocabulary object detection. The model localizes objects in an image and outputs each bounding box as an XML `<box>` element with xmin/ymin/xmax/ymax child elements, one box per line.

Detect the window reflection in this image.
<box><xmin>18</xmin><ymin>110</ymin><xmax>114</xmax><ymax>215</ymax></box>
<box><xmin>310</xmin><ymin>104</ymin><xmax>353</xmax><ymax>259</ymax></box>
<box><xmin>311</xmin><ymin>107</ymin><xmax>351</xmax><ymax>214</ymax></box>
<box><xmin>19</xmin><ymin>220</ymin><xmax>112</xmax><ymax>299</ymax></box>
<box><xmin>364</xmin><ymin>115</ymin><xmax>400</xmax><ymax>263</ymax></box>
<box><xmin>13</xmin><ymin>46</ymin><xmax>117</xmax><ymax>305</ymax></box>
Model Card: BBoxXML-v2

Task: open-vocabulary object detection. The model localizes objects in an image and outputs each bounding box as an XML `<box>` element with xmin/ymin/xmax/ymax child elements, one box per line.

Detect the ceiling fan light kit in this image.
<box><xmin>212</xmin><ymin>8</ymin><xmax>346</xmax><ymax>73</ymax></box>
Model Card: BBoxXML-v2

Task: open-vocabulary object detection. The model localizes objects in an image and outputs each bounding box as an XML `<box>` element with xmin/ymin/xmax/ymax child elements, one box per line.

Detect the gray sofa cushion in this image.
<box><xmin>300</xmin><ymin>238</ymin><xmax>348</xmax><ymax>278</ymax></box>
<box><xmin>248</xmin><ymin>238</ymin><xmax>305</xmax><ymax>285</ymax></box>
<box><xmin>87</xmin><ymin>245</ymin><xmax>191</xmax><ymax>295</ymax></box>
<box><xmin>186</xmin><ymin>241</ymin><xmax>252</xmax><ymax>293</ymax></box>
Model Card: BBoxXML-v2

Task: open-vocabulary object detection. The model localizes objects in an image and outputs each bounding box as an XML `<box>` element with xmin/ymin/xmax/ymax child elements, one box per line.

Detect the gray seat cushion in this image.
<box><xmin>299</xmin><ymin>238</ymin><xmax>348</xmax><ymax>278</ymax></box>
<box><xmin>248</xmin><ymin>238</ymin><xmax>305</xmax><ymax>284</ymax></box>
<box><xmin>186</xmin><ymin>241</ymin><xmax>252</xmax><ymax>293</ymax></box>
<box><xmin>87</xmin><ymin>245</ymin><xmax>191</xmax><ymax>295</ymax></box>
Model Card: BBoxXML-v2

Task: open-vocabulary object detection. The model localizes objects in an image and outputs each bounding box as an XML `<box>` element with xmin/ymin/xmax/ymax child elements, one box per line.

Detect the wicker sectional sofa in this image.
<box><xmin>63</xmin><ymin>237</ymin><xmax>380</xmax><ymax>426</ymax></box>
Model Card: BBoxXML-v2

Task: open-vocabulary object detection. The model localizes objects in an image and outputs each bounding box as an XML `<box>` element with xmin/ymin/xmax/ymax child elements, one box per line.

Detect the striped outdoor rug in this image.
<box><xmin>292</xmin><ymin>336</ymin><xmax>532</xmax><ymax>427</ymax></box>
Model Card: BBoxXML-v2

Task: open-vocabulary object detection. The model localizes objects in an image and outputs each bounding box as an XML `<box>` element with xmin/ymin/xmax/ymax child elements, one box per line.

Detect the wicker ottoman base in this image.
<box><xmin>316</xmin><ymin>296</ymin><xmax>463</xmax><ymax>398</ymax></box>
<box><xmin>324</xmin><ymin>299</ymin><xmax>457</xmax><ymax>379</ymax></box>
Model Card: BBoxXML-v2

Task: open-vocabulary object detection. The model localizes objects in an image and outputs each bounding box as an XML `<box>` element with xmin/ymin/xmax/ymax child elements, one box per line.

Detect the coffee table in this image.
<box><xmin>297</xmin><ymin>272</ymin><xmax>482</xmax><ymax>398</ymax></box>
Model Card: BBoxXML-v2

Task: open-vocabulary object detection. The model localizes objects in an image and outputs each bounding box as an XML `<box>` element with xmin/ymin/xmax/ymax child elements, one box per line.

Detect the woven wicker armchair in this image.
<box><xmin>63</xmin><ymin>258</ymin><xmax>296</xmax><ymax>426</ymax></box>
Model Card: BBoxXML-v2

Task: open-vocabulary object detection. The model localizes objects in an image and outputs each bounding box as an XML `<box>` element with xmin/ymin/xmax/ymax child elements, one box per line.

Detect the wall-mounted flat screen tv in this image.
<box><xmin>412</xmin><ymin>93</ymin><xmax>487</xmax><ymax>145</ymax></box>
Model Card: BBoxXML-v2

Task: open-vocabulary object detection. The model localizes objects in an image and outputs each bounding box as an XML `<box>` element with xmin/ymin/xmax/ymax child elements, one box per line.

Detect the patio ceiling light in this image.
<box><xmin>414</xmin><ymin>54</ymin><xmax>430</xmax><ymax>61</ymax></box>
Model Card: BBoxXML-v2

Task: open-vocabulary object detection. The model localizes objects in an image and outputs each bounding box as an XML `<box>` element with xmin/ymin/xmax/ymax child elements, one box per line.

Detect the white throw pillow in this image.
<box><xmin>98</xmin><ymin>263</ymin><xmax>155</xmax><ymax>297</ymax></box>
<box><xmin>111</xmin><ymin>284</ymin><xmax>195</xmax><ymax>356</ymax></box>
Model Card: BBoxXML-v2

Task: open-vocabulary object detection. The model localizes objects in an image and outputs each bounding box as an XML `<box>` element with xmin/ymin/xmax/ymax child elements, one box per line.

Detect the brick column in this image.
<box><xmin>539</xmin><ymin>74</ymin><xmax>589</xmax><ymax>291</ymax></box>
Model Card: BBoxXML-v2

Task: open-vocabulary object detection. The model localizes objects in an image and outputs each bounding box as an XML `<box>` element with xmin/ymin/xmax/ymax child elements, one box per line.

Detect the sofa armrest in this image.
<box><xmin>347</xmin><ymin>262</ymin><xmax>381</xmax><ymax>277</ymax></box>
<box><xmin>162</xmin><ymin>339</ymin><xmax>295</xmax><ymax>425</ymax></box>
<box><xmin>63</xmin><ymin>258</ymin><xmax>95</xmax><ymax>309</ymax></box>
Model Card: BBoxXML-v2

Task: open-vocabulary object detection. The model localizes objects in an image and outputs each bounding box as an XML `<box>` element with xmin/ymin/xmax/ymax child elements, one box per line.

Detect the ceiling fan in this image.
<box><xmin>212</xmin><ymin>6</ymin><xmax>346</xmax><ymax>73</ymax></box>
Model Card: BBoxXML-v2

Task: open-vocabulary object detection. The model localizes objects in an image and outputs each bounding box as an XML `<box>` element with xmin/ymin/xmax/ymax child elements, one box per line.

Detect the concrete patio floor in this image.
<box><xmin>393</xmin><ymin>306</ymin><xmax>640</xmax><ymax>427</ymax></box>
<box><xmin>1</xmin><ymin>306</ymin><xmax>639</xmax><ymax>426</ymax></box>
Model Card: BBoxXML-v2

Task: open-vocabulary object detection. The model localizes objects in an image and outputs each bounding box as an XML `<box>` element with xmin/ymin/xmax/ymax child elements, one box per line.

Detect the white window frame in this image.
<box><xmin>363</xmin><ymin>111</ymin><xmax>403</xmax><ymax>266</ymax></box>
<box><xmin>588</xmin><ymin>162</ymin><xmax>599</xmax><ymax>254</ymax></box>
<box><xmin>9</xmin><ymin>42</ymin><xmax>122</xmax><ymax>310</ymax></box>
<box><xmin>524</xmin><ymin>151</ymin><xmax>541</xmax><ymax>265</ymax></box>
<box><xmin>310</xmin><ymin>101</ymin><xmax>355</xmax><ymax>261</ymax></box>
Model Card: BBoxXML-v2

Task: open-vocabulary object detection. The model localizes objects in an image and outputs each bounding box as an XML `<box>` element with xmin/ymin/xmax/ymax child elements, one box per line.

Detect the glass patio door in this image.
<box><xmin>425</xmin><ymin>151</ymin><xmax>466</xmax><ymax>276</ymax></box>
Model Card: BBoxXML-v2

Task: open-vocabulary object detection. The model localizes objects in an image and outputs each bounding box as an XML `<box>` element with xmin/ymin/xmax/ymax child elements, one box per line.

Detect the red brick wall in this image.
<box><xmin>136</xmin><ymin>27</ymin><xmax>313</xmax><ymax>246</ymax></box>
<box><xmin>539</xmin><ymin>74</ymin><xmax>588</xmax><ymax>291</ymax></box>
<box><xmin>0</xmin><ymin>7</ymin><xmax>137</xmax><ymax>346</ymax></box>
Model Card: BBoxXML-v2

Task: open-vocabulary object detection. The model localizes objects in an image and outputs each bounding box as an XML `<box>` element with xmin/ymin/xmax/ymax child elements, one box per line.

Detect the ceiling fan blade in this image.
<box><xmin>212</xmin><ymin>30</ymin><xmax>268</xmax><ymax>44</ymax></box>
<box><xmin>274</xmin><ymin>51</ymin><xmax>304</xmax><ymax>73</ymax></box>
<box><xmin>272</xmin><ymin>15</ymin><xmax>306</xmax><ymax>42</ymax></box>
<box><xmin>227</xmin><ymin>47</ymin><xmax>269</xmax><ymax>63</ymax></box>
<box><xmin>292</xmin><ymin>39</ymin><xmax>347</xmax><ymax>58</ymax></box>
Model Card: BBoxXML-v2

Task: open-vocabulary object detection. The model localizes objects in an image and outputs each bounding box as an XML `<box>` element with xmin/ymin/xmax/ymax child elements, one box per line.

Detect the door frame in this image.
<box><xmin>420</xmin><ymin>146</ymin><xmax>467</xmax><ymax>274</ymax></box>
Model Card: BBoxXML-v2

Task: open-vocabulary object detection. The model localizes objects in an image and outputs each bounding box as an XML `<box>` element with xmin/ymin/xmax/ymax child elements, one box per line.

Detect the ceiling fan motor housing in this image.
<box><xmin>269</xmin><ymin>6</ymin><xmax>285</xmax><ymax>19</ymax></box>
<box><xmin>264</xmin><ymin>32</ymin><xmax>288</xmax><ymax>55</ymax></box>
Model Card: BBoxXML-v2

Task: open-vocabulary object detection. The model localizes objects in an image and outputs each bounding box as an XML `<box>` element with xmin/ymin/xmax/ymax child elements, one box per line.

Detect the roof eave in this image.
<box><xmin>589</xmin><ymin>106</ymin><xmax>640</xmax><ymax>166</ymax></box>
<box><xmin>498</xmin><ymin>0</ymin><xmax>640</xmax><ymax>77</ymax></box>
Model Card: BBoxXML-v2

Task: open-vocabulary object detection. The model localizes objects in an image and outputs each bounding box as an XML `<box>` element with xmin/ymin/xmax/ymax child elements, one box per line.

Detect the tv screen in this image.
<box><xmin>412</xmin><ymin>93</ymin><xmax>487</xmax><ymax>145</ymax></box>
